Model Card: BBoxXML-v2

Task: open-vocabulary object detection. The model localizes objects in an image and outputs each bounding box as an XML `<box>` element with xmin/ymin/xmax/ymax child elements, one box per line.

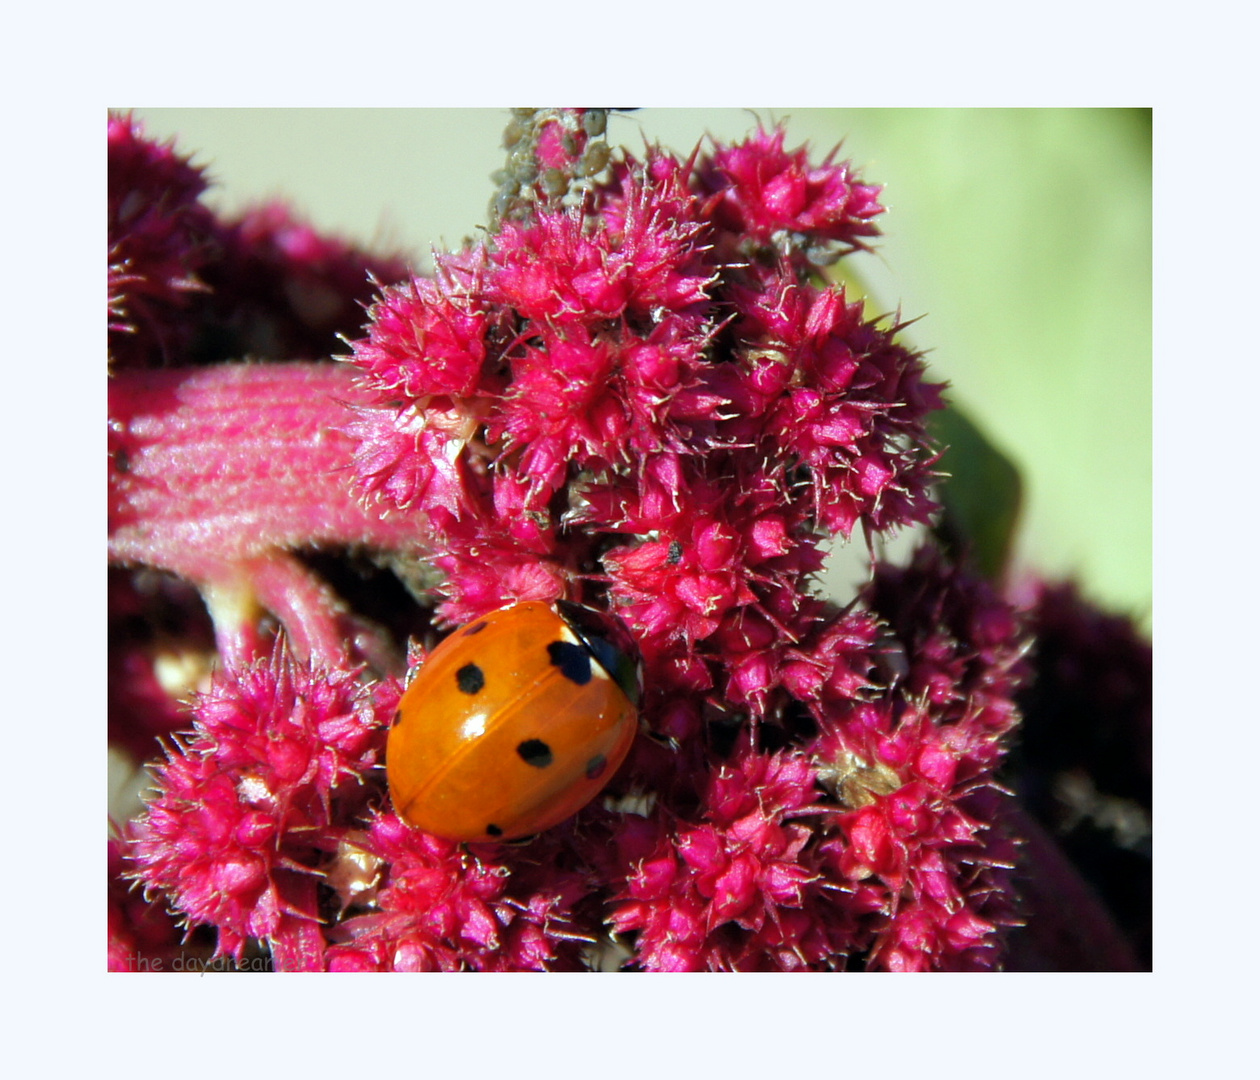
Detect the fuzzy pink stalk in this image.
<box><xmin>108</xmin><ymin>362</ymin><xmax>427</xmax><ymax>668</ymax></box>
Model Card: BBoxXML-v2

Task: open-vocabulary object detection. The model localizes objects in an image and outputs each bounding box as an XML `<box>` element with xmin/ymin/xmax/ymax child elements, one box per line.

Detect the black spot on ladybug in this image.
<box><xmin>547</xmin><ymin>640</ymin><xmax>592</xmax><ymax>685</ymax></box>
<box><xmin>455</xmin><ymin>663</ymin><xmax>485</xmax><ymax>695</ymax></box>
<box><xmin>391</xmin><ymin>709</ymin><xmax>402</xmax><ymax>728</ymax></box>
<box><xmin>517</xmin><ymin>739</ymin><xmax>554</xmax><ymax>768</ymax></box>
<box><xmin>667</xmin><ymin>539</ymin><xmax>683</xmax><ymax>565</ymax></box>
<box><xmin>585</xmin><ymin>753</ymin><xmax>607</xmax><ymax>780</ymax></box>
<box><xmin>485</xmin><ymin>823</ymin><xmax>503</xmax><ymax>838</ymax></box>
<box><xmin>461</xmin><ymin>621</ymin><xmax>489</xmax><ymax>637</ymax></box>
<box><xmin>554</xmin><ymin>599</ymin><xmax>643</xmax><ymax>706</ymax></box>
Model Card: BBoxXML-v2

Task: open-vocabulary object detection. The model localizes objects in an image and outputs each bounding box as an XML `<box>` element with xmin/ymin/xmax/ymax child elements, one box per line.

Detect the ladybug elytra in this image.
<box><xmin>386</xmin><ymin>600</ymin><xmax>641</xmax><ymax>842</ymax></box>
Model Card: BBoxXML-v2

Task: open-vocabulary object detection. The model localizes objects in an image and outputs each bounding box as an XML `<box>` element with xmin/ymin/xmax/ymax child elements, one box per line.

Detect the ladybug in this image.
<box><xmin>386</xmin><ymin>600</ymin><xmax>642</xmax><ymax>842</ymax></box>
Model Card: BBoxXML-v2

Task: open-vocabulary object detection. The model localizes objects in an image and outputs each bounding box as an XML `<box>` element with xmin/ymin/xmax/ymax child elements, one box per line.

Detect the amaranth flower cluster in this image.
<box><xmin>111</xmin><ymin>109</ymin><xmax>1030</xmax><ymax>971</ymax></box>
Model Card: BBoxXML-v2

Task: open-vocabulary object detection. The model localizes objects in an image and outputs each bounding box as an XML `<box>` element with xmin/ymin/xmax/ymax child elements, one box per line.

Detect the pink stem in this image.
<box><xmin>109</xmin><ymin>361</ymin><xmax>429</xmax><ymax>668</ymax></box>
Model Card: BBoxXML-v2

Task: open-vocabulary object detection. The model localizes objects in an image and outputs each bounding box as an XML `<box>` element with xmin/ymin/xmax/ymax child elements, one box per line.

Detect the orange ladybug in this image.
<box><xmin>386</xmin><ymin>600</ymin><xmax>642</xmax><ymax>842</ymax></box>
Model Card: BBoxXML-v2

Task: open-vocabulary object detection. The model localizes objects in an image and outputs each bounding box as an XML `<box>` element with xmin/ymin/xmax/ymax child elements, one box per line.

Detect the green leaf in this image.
<box><xmin>929</xmin><ymin>404</ymin><xmax>1022</xmax><ymax>581</ymax></box>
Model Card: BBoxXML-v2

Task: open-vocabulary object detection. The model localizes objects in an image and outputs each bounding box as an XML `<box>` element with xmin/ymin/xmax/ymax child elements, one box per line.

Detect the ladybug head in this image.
<box><xmin>556</xmin><ymin>599</ymin><xmax>643</xmax><ymax>708</ymax></box>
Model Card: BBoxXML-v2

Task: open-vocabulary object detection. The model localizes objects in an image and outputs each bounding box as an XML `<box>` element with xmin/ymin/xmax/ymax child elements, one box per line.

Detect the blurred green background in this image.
<box><xmin>130</xmin><ymin>108</ymin><xmax>1151</xmax><ymax>633</ymax></box>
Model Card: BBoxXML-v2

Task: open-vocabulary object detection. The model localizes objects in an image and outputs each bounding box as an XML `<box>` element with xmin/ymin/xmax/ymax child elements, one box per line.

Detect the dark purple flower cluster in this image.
<box><xmin>108</xmin><ymin>112</ymin><xmax>409</xmax><ymax>370</ymax></box>
<box><xmin>108</xmin><ymin>115</ymin><xmax>217</xmax><ymax>368</ymax></box>
<box><xmin>1009</xmin><ymin>579</ymin><xmax>1152</xmax><ymax>969</ymax></box>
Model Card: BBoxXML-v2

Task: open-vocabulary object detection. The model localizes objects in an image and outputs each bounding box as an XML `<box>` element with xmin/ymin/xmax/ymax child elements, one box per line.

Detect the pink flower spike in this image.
<box><xmin>344</xmin><ymin>250</ymin><xmax>505</xmax><ymax>403</ymax></box>
<box><xmin>127</xmin><ymin>643</ymin><xmax>399</xmax><ymax>967</ymax></box>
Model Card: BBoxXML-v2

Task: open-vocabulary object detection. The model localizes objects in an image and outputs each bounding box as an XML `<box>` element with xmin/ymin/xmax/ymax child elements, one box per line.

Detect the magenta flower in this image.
<box><xmin>127</xmin><ymin>645</ymin><xmax>399</xmax><ymax>968</ymax></box>
<box><xmin>324</xmin><ymin>815</ymin><xmax>591</xmax><ymax>971</ymax></box>
<box><xmin>606</xmin><ymin>739</ymin><xmax>843</xmax><ymax>971</ymax></box>
<box><xmin>697</xmin><ymin>123</ymin><xmax>885</xmax><ymax>264</ymax></box>
<box><xmin>110</xmin><ymin>109</ymin><xmax>1145</xmax><ymax>971</ymax></box>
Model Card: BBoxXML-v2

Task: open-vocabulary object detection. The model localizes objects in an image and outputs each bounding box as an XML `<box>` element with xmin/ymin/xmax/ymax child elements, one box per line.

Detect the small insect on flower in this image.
<box><xmin>387</xmin><ymin>601</ymin><xmax>642</xmax><ymax>842</ymax></box>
